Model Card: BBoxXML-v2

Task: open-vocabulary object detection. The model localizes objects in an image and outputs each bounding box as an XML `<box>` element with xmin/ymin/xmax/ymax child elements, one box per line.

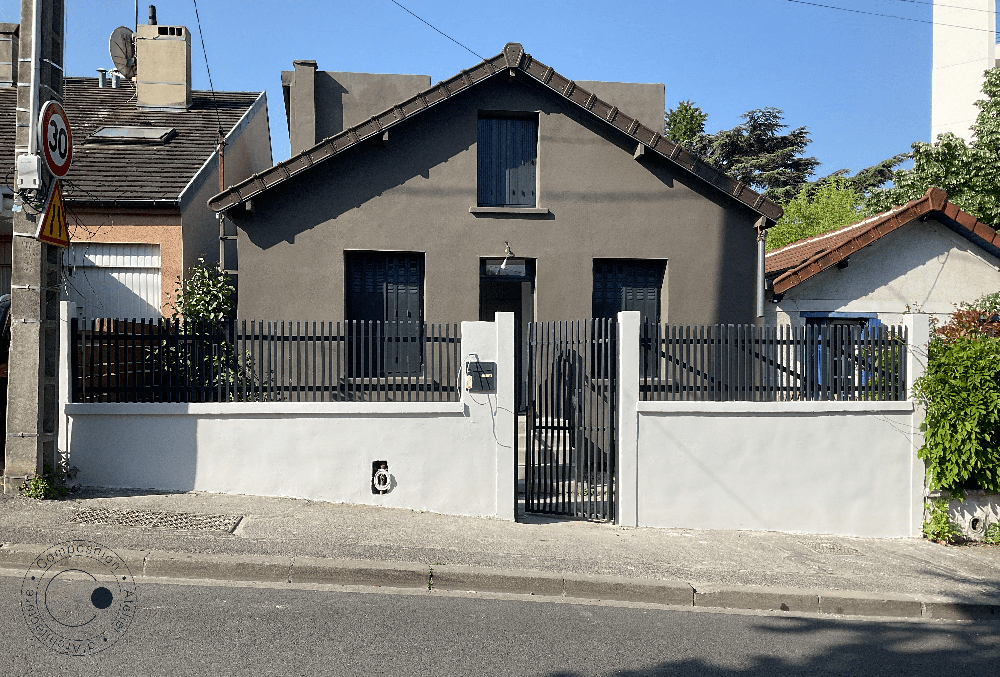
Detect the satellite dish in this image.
<box><xmin>109</xmin><ymin>26</ymin><xmax>136</xmax><ymax>79</ymax></box>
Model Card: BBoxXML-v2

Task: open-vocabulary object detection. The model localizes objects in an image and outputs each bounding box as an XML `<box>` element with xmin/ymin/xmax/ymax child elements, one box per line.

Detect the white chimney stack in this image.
<box><xmin>134</xmin><ymin>5</ymin><xmax>192</xmax><ymax>111</ymax></box>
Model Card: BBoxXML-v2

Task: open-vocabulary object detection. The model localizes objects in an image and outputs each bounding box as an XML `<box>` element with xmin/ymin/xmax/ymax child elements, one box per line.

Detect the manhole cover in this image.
<box><xmin>800</xmin><ymin>541</ymin><xmax>863</xmax><ymax>556</ymax></box>
<box><xmin>71</xmin><ymin>508</ymin><xmax>242</xmax><ymax>533</ymax></box>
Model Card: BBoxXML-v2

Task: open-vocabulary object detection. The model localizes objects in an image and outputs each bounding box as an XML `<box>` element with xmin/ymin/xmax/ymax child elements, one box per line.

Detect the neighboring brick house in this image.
<box><xmin>765</xmin><ymin>187</ymin><xmax>1000</xmax><ymax>330</ymax></box>
<box><xmin>0</xmin><ymin>19</ymin><xmax>272</xmax><ymax>320</ymax></box>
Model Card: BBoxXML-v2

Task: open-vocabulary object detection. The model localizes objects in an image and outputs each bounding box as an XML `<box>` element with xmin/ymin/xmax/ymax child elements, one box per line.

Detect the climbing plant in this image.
<box><xmin>914</xmin><ymin>294</ymin><xmax>1000</xmax><ymax>496</ymax></box>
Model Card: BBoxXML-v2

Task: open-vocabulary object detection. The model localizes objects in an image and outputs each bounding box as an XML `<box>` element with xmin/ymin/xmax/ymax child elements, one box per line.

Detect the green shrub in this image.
<box><xmin>922</xmin><ymin>499</ymin><xmax>963</xmax><ymax>543</ymax></box>
<box><xmin>983</xmin><ymin>519</ymin><xmax>1000</xmax><ymax>545</ymax></box>
<box><xmin>18</xmin><ymin>463</ymin><xmax>78</xmax><ymax>500</ymax></box>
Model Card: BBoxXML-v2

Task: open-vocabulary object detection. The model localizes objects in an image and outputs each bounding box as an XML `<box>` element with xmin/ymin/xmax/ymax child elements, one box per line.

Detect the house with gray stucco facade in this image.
<box><xmin>208</xmin><ymin>43</ymin><xmax>782</xmax><ymax>399</ymax></box>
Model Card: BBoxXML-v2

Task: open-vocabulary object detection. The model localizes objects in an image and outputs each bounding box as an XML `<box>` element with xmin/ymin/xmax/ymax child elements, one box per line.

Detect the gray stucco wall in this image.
<box><xmin>283</xmin><ymin>68</ymin><xmax>431</xmax><ymax>155</ymax></box>
<box><xmin>315</xmin><ymin>71</ymin><xmax>432</xmax><ymax>142</ymax></box>
<box><xmin>576</xmin><ymin>81</ymin><xmax>664</xmax><ymax>136</ymax></box>
<box><xmin>231</xmin><ymin>76</ymin><xmax>760</xmax><ymax>324</ymax></box>
<box><xmin>182</xmin><ymin>95</ymin><xmax>272</xmax><ymax>273</ymax></box>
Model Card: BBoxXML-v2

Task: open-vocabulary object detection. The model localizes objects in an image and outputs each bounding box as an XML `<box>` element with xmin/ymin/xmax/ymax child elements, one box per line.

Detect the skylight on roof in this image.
<box><xmin>86</xmin><ymin>126</ymin><xmax>177</xmax><ymax>144</ymax></box>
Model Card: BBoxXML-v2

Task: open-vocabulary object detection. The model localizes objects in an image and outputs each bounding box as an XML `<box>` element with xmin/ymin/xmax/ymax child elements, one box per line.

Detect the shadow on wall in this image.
<box><xmin>66</xmin><ymin>267</ymin><xmax>160</xmax><ymax>321</ymax></box>
<box><xmin>314</xmin><ymin>73</ymin><xmax>348</xmax><ymax>142</ymax></box>
<box><xmin>73</xmin><ymin>416</ymin><xmax>198</xmax><ymax>492</ymax></box>
<box><xmin>237</xmin><ymin>95</ymin><xmax>479</xmax><ymax>251</ymax></box>
<box><xmin>538</xmin><ymin>614</ymin><xmax>1000</xmax><ymax>676</ymax></box>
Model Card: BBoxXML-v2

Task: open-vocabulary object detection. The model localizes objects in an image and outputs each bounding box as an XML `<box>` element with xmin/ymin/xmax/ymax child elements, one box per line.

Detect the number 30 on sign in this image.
<box><xmin>38</xmin><ymin>101</ymin><xmax>73</xmax><ymax>177</ymax></box>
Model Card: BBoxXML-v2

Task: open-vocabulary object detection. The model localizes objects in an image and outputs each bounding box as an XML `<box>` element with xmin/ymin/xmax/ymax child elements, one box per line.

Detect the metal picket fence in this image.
<box><xmin>639</xmin><ymin>323</ymin><xmax>908</xmax><ymax>402</ymax></box>
<box><xmin>72</xmin><ymin>319</ymin><xmax>462</xmax><ymax>403</ymax></box>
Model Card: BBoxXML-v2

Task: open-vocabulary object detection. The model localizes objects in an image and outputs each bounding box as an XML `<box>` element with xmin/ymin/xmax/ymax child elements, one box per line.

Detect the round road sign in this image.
<box><xmin>38</xmin><ymin>101</ymin><xmax>73</xmax><ymax>177</ymax></box>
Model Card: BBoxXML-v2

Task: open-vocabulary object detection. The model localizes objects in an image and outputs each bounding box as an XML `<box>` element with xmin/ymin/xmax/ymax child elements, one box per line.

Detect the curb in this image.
<box><xmin>2</xmin><ymin>543</ymin><xmax>998</xmax><ymax>620</ymax></box>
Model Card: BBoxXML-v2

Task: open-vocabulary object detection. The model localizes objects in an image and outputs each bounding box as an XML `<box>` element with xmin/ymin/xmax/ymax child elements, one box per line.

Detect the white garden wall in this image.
<box><xmin>632</xmin><ymin>400</ymin><xmax>922</xmax><ymax>537</ymax></box>
<box><xmin>60</xmin><ymin>312</ymin><xmax>516</xmax><ymax>520</ymax></box>
<box><xmin>616</xmin><ymin>311</ymin><xmax>930</xmax><ymax>538</ymax></box>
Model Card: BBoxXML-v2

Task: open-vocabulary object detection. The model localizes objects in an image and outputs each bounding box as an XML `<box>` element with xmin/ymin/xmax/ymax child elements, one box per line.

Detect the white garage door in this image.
<box><xmin>65</xmin><ymin>243</ymin><xmax>162</xmax><ymax>320</ymax></box>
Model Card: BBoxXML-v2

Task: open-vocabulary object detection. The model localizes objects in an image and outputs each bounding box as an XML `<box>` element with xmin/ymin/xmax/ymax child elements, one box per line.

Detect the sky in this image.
<box><xmin>0</xmin><ymin>0</ymin><xmax>974</xmax><ymax>180</ymax></box>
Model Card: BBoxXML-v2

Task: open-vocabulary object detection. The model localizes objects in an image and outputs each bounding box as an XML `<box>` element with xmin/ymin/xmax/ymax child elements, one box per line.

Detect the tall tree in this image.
<box><xmin>764</xmin><ymin>154</ymin><xmax>909</xmax><ymax>250</ymax></box>
<box><xmin>766</xmin><ymin>177</ymin><xmax>864</xmax><ymax>251</ymax></box>
<box><xmin>866</xmin><ymin>67</ymin><xmax>1000</xmax><ymax>224</ymax></box>
<box><xmin>664</xmin><ymin>100</ymin><xmax>707</xmax><ymax>146</ymax></box>
<box><xmin>688</xmin><ymin>108</ymin><xmax>820</xmax><ymax>203</ymax></box>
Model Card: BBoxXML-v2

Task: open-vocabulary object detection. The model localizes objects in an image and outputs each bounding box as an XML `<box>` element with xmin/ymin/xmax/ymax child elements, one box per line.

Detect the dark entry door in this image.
<box><xmin>479</xmin><ymin>258</ymin><xmax>534</xmax><ymax>411</ymax></box>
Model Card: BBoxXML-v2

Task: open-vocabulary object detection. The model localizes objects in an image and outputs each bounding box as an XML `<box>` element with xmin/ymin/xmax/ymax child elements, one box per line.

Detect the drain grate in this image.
<box><xmin>71</xmin><ymin>508</ymin><xmax>243</xmax><ymax>533</ymax></box>
<box><xmin>800</xmin><ymin>540</ymin><xmax>863</xmax><ymax>556</ymax></box>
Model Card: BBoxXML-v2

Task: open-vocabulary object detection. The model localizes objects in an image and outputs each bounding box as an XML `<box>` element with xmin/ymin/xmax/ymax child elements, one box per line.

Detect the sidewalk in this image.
<box><xmin>2</xmin><ymin>488</ymin><xmax>999</xmax><ymax>620</ymax></box>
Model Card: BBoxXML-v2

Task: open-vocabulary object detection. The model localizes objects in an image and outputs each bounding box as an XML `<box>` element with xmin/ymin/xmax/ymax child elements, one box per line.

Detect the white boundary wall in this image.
<box><xmin>59</xmin><ymin>308</ymin><xmax>516</xmax><ymax>520</ymax></box>
<box><xmin>617</xmin><ymin>312</ymin><xmax>930</xmax><ymax>537</ymax></box>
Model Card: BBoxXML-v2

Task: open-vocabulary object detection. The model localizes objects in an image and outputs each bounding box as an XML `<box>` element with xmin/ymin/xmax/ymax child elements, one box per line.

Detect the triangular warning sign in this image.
<box><xmin>35</xmin><ymin>179</ymin><xmax>70</xmax><ymax>247</ymax></box>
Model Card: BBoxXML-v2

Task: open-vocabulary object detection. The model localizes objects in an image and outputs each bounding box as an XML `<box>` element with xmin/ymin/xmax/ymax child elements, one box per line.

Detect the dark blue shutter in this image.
<box><xmin>345</xmin><ymin>253</ymin><xmax>424</xmax><ymax>376</ymax></box>
<box><xmin>592</xmin><ymin>260</ymin><xmax>663</xmax><ymax>326</ymax></box>
<box><xmin>478</xmin><ymin>117</ymin><xmax>537</xmax><ymax>207</ymax></box>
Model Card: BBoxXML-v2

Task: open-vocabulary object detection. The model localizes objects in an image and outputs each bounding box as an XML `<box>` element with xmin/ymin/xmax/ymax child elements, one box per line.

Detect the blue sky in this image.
<box><xmin>1</xmin><ymin>0</ymin><xmax>967</xmax><ymax>181</ymax></box>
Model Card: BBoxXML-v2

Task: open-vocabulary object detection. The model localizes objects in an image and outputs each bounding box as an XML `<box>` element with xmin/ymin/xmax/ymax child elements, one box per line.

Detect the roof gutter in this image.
<box><xmin>207</xmin><ymin>44</ymin><xmax>783</xmax><ymax>223</ymax></box>
<box><xmin>65</xmin><ymin>198</ymin><xmax>180</xmax><ymax>209</ymax></box>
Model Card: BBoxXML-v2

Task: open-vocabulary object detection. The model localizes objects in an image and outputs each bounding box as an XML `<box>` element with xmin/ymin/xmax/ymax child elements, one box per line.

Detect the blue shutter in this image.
<box><xmin>478</xmin><ymin>117</ymin><xmax>537</xmax><ymax>207</ymax></box>
<box><xmin>592</xmin><ymin>260</ymin><xmax>663</xmax><ymax>325</ymax></box>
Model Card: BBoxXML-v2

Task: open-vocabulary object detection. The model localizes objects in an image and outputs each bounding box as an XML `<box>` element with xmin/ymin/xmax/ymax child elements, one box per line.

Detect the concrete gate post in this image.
<box><xmin>903</xmin><ymin>312</ymin><xmax>930</xmax><ymax>537</ymax></box>
<box><xmin>616</xmin><ymin>311</ymin><xmax>640</xmax><ymax>527</ymax></box>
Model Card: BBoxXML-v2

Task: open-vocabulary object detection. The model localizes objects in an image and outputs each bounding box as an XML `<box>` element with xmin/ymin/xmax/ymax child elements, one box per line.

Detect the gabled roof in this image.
<box><xmin>208</xmin><ymin>43</ymin><xmax>783</xmax><ymax>222</ymax></box>
<box><xmin>766</xmin><ymin>187</ymin><xmax>1000</xmax><ymax>295</ymax></box>
<box><xmin>0</xmin><ymin>78</ymin><xmax>264</xmax><ymax>206</ymax></box>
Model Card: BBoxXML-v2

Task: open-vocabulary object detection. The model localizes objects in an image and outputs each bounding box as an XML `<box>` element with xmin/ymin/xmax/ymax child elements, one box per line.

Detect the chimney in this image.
<box><xmin>0</xmin><ymin>23</ymin><xmax>18</xmax><ymax>89</ymax></box>
<box><xmin>287</xmin><ymin>60</ymin><xmax>318</xmax><ymax>156</ymax></box>
<box><xmin>134</xmin><ymin>6</ymin><xmax>192</xmax><ymax>111</ymax></box>
<box><xmin>96</xmin><ymin>68</ymin><xmax>107</xmax><ymax>88</ymax></box>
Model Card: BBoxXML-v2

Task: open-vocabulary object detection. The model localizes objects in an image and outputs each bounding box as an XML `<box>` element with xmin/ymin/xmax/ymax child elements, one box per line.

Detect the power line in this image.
<box><xmin>891</xmin><ymin>0</ymin><xmax>994</xmax><ymax>13</ymax></box>
<box><xmin>388</xmin><ymin>0</ymin><xmax>484</xmax><ymax>60</ymax></box>
<box><xmin>191</xmin><ymin>0</ymin><xmax>224</xmax><ymax>136</ymax></box>
<box><xmin>784</xmin><ymin>0</ymin><xmax>995</xmax><ymax>32</ymax></box>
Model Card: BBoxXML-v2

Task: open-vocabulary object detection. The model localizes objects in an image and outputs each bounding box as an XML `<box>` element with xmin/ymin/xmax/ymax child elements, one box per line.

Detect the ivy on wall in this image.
<box><xmin>914</xmin><ymin>294</ymin><xmax>1000</xmax><ymax>496</ymax></box>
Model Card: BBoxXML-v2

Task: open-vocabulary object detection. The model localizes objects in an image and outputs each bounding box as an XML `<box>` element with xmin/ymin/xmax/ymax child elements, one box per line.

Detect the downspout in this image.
<box><xmin>756</xmin><ymin>216</ymin><xmax>767</xmax><ymax>319</ymax></box>
<box><xmin>218</xmin><ymin>130</ymin><xmax>227</xmax><ymax>271</ymax></box>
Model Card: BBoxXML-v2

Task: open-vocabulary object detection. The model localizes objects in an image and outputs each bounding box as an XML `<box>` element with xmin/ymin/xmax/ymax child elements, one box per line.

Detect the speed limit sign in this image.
<box><xmin>38</xmin><ymin>101</ymin><xmax>73</xmax><ymax>177</ymax></box>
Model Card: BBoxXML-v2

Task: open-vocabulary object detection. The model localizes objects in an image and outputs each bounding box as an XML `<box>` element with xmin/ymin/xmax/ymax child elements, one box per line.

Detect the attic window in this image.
<box><xmin>86</xmin><ymin>126</ymin><xmax>178</xmax><ymax>144</ymax></box>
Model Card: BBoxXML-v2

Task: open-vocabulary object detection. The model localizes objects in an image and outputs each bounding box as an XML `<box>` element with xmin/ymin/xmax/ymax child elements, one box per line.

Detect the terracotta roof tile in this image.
<box><xmin>765</xmin><ymin>188</ymin><xmax>1000</xmax><ymax>295</ymax></box>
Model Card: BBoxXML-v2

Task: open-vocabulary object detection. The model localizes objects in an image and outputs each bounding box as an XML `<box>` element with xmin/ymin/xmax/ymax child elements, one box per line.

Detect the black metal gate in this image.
<box><xmin>525</xmin><ymin>319</ymin><xmax>617</xmax><ymax>520</ymax></box>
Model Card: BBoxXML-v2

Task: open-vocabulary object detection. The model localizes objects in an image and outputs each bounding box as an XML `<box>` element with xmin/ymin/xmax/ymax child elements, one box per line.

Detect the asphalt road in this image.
<box><xmin>2</xmin><ymin>576</ymin><xmax>1000</xmax><ymax>677</ymax></box>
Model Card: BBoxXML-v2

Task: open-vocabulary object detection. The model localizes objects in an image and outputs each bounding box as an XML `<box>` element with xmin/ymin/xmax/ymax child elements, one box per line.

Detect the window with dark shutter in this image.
<box><xmin>477</xmin><ymin>117</ymin><xmax>537</xmax><ymax>207</ymax></box>
<box><xmin>345</xmin><ymin>252</ymin><xmax>425</xmax><ymax>376</ymax></box>
<box><xmin>592</xmin><ymin>260</ymin><xmax>666</xmax><ymax>326</ymax></box>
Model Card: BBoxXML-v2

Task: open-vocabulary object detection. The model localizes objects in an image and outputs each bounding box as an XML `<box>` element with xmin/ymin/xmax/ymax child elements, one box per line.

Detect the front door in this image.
<box><xmin>479</xmin><ymin>258</ymin><xmax>534</xmax><ymax>411</ymax></box>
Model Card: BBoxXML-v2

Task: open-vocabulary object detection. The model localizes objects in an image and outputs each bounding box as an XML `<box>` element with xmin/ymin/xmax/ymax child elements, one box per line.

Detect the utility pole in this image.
<box><xmin>3</xmin><ymin>0</ymin><xmax>65</xmax><ymax>494</ymax></box>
